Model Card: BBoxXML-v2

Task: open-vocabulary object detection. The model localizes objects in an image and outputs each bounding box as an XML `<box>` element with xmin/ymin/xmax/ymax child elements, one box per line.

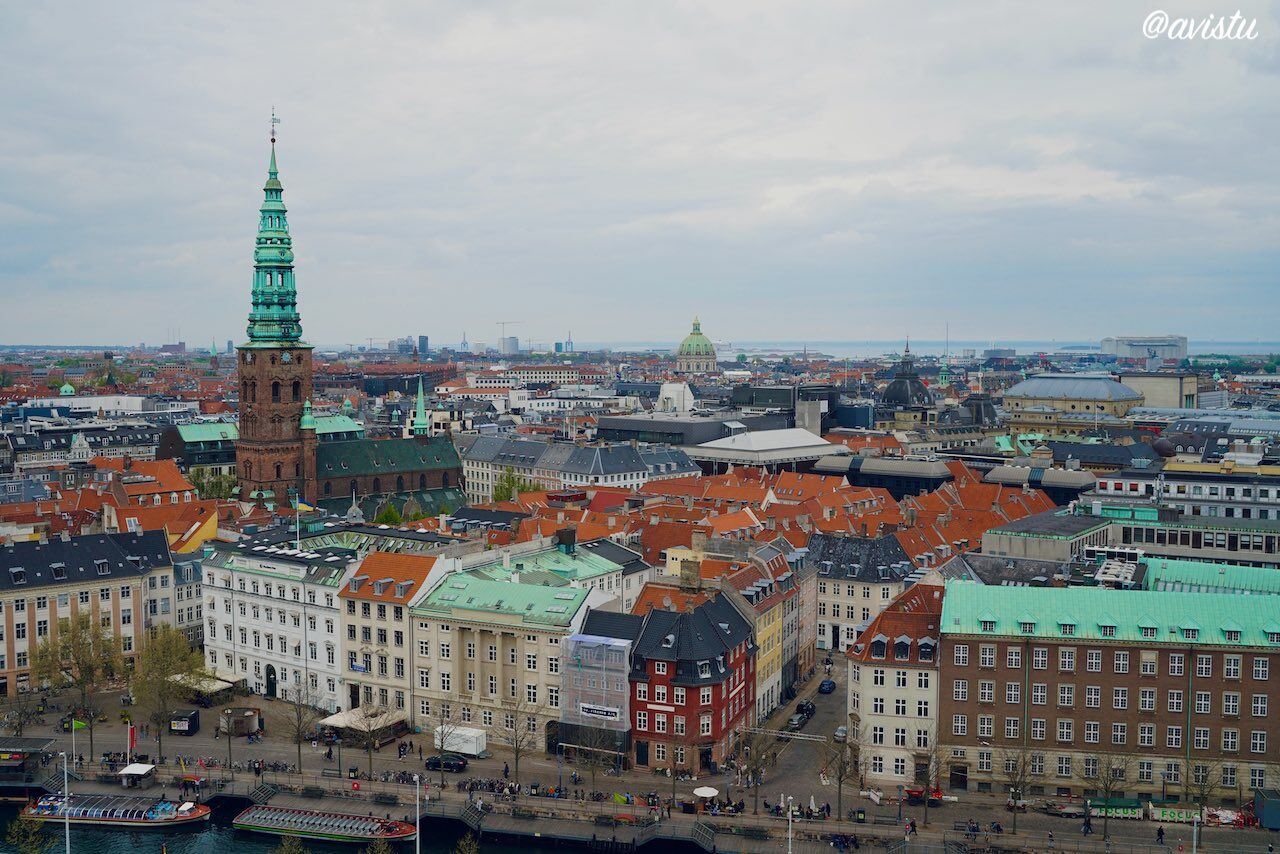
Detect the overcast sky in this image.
<box><xmin>2</xmin><ymin>2</ymin><xmax>1278</xmax><ymax>349</ymax></box>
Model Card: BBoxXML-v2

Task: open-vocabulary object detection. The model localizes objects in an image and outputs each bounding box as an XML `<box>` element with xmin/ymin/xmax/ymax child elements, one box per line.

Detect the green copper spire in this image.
<box><xmin>412</xmin><ymin>377</ymin><xmax>428</xmax><ymax>436</ymax></box>
<box><xmin>245</xmin><ymin>127</ymin><xmax>305</xmax><ymax>346</ymax></box>
<box><xmin>299</xmin><ymin>398</ymin><xmax>317</xmax><ymax>430</ymax></box>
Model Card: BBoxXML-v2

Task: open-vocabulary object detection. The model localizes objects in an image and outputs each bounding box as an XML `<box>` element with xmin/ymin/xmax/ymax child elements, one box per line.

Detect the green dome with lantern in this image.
<box><xmin>676</xmin><ymin>317</ymin><xmax>715</xmax><ymax>358</ymax></box>
<box><xmin>59</xmin><ymin>382</ymin><xmax>75</xmax><ymax>396</ymax></box>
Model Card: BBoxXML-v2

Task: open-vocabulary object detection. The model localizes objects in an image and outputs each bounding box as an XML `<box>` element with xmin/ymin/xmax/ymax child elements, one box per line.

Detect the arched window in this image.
<box><xmin>294</xmin><ymin>462</ymin><xmax>301</xmax><ymax>477</ymax></box>
<box><xmin>243</xmin><ymin>461</ymin><xmax>252</xmax><ymax>478</ymax></box>
<box><xmin>249</xmin><ymin>381</ymin><xmax>257</xmax><ymax>403</ymax></box>
<box><xmin>241</xmin><ymin>380</ymin><xmax>249</xmax><ymax>400</ymax></box>
<box><xmin>396</xmin><ymin>475</ymin><xmax>404</xmax><ymax>493</ymax></box>
<box><xmin>324</xmin><ymin>481</ymin><xmax>332</xmax><ymax>496</ymax></box>
<box><xmin>442</xmin><ymin>472</ymin><xmax>450</xmax><ymax>489</ymax></box>
<box><xmin>372</xmin><ymin>477</ymin><xmax>381</xmax><ymax>493</ymax></box>
<box><xmin>292</xmin><ymin>380</ymin><xmax>301</xmax><ymax>402</ymax></box>
<box><xmin>418</xmin><ymin>474</ymin><xmax>426</xmax><ymax>490</ymax></box>
<box><xmin>275</xmin><ymin>463</ymin><xmax>282</xmax><ymax>479</ymax></box>
<box><xmin>271</xmin><ymin>382</ymin><xmax>281</xmax><ymax>403</ymax></box>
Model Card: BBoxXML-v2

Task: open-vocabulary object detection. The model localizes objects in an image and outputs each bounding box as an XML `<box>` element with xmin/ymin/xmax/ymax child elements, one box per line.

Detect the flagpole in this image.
<box><xmin>60</xmin><ymin>751</ymin><xmax>70</xmax><ymax>854</ymax></box>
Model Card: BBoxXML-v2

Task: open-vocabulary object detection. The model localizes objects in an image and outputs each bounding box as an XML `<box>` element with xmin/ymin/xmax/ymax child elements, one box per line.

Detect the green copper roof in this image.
<box><xmin>412</xmin><ymin>377</ymin><xmax>428</xmax><ymax>436</ymax></box>
<box><xmin>676</xmin><ymin>317</ymin><xmax>715</xmax><ymax>357</ymax></box>
<box><xmin>1143</xmin><ymin>557</ymin><xmax>1280</xmax><ymax>596</ymax></box>
<box><xmin>316</xmin><ymin>435</ymin><xmax>459</xmax><ymax>479</ymax></box>
<box><xmin>941</xmin><ymin>580</ymin><xmax>1280</xmax><ymax>647</ymax></box>
<box><xmin>176</xmin><ymin>422</ymin><xmax>239</xmax><ymax>443</ymax></box>
<box><xmin>59</xmin><ymin>382</ymin><xmax>75</xmax><ymax>396</ymax></box>
<box><xmin>465</xmin><ymin>545</ymin><xmax>626</xmax><ymax>585</ymax></box>
<box><xmin>413</xmin><ymin>572</ymin><xmax>587</xmax><ymax>628</ymax></box>
<box><xmin>299</xmin><ymin>399</ymin><xmax>318</xmax><ymax>430</ymax></box>
<box><xmin>245</xmin><ymin>140</ymin><xmax>307</xmax><ymax>346</ymax></box>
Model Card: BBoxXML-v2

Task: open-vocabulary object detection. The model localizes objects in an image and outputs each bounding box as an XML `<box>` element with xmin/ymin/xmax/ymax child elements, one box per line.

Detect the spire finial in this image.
<box><xmin>270</xmin><ymin>106</ymin><xmax>280</xmax><ymax>145</ymax></box>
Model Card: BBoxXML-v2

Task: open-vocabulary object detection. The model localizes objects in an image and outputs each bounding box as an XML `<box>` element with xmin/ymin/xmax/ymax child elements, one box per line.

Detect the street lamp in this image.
<box><xmin>413</xmin><ymin>773</ymin><xmax>421</xmax><ymax>854</ymax></box>
<box><xmin>223</xmin><ymin>710</ymin><xmax>233</xmax><ymax>776</ymax></box>
<box><xmin>786</xmin><ymin>795</ymin><xmax>795</xmax><ymax>854</ymax></box>
<box><xmin>58</xmin><ymin>751</ymin><xmax>70</xmax><ymax>854</ymax></box>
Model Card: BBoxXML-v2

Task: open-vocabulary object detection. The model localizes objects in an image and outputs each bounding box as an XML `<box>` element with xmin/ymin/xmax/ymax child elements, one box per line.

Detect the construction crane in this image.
<box><xmin>497</xmin><ymin>321</ymin><xmax>522</xmax><ymax>338</ymax></box>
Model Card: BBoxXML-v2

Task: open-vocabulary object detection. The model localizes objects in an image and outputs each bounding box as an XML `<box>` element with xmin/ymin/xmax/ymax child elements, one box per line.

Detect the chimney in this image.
<box><xmin>502</xmin><ymin>552</ymin><xmax>511</xmax><ymax>568</ymax></box>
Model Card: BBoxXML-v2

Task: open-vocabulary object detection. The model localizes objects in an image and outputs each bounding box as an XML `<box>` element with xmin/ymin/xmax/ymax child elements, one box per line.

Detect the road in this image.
<box><xmin>19</xmin><ymin>683</ymin><xmax>1280</xmax><ymax>853</ymax></box>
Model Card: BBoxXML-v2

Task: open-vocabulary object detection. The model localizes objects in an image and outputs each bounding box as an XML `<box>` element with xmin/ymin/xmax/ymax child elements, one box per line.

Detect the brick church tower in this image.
<box><xmin>236</xmin><ymin>128</ymin><xmax>314</xmax><ymax>509</ymax></box>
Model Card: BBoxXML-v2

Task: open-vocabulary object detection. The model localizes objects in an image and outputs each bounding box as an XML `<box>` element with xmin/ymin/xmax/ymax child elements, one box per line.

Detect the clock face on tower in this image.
<box><xmin>282</xmin><ymin>352</ymin><xmax>292</xmax><ymax>363</ymax></box>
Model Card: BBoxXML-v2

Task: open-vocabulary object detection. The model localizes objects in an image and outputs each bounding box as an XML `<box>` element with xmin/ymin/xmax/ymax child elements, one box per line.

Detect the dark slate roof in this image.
<box><xmin>579</xmin><ymin>539</ymin><xmax>650</xmax><ymax>576</ymax></box>
<box><xmin>806</xmin><ymin>533</ymin><xmax>915</xmax><ymax>581</ymax></box>
<box><xmin>0</xmin><ymin>531</ymin><xmax>172</xmax><ymax>591</ymax></box>
<box><xmin>562</xmin><ymin>445</ymin><xmax>647</xmax><ymax>476</ymax></box>
<box><xmin>9</xmin><ymin>425</ymin><xmax>161</xmax><ymax>453</ymax></box>
<box><xmin>628</xmin><ymin>595</ymin><xmax>754</xmax><ymax>687</ymax></box>
<box><xmin>316</xmin><ymin>436</ymin><xmax>460</xmax><ymax>478</ymax></box>
<box><xmin>448</xmin><ymin>507</ymin><xmax>529</xmax><ymax>531</ymax></box>
<box><xmin>940</xmin><ymin>553</ymin><xmax>1071</xmax><ymax>587</ymax></box>
<box><xmin>582</xmin><ymin>609</ymin><xmax>644</xmax><ymax>642</ymax></box>
<box><xmin>1045</xmin><ymin>441</ymin><xmax>1158</xmax><ymax>467</ymax></box>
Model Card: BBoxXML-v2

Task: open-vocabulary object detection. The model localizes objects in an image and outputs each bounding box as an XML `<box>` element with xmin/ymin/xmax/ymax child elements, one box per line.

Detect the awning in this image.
<box><xmin>118</xmin><ymin>763</ymin><xmax>156</xmax><ymax>776</ymax></box>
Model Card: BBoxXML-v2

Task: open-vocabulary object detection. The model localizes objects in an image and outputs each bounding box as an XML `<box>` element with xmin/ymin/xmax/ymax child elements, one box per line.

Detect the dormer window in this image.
<box><xmin>1266</xmin><ymin>632</ymin><xmax>1280</xmax><ymax>644</ymax></box>
<box><xmin>698</xmin><ymin>661</ymin><xmax>711</xmax><ymax>678</ymax></box>
<box><xmin>918</xmin><ymin>642</ymin><xmax>935</xmax><ymax>662</ymax></box>
<box><xmin>980</xmin><ymin>620</ymin><xmax>995</xmax><ymax>633</ymax></box>
<box><xmin>1100</xmin><ymin>625</ymin><xmax>1116</xmax><ymax>638</ymax></box>
<box><xmin>1183</xmin><ymin>628</ymin><xmax>1199</xmax><ymax>641</ymax></box>
<box><xmin>870</xmin><ymin>639</ymin><xmax>887</xmax><ymax>659</ymax></box>
<box><xmin>1141</xmin><ymin>627</ymin><xmax>1157</xmax><ymax>639</ymax></box>
<box><xmin>50</xmin><ymin>563</ymin><xmax>66</xmax><ymax>581</ymax></box>
<box><xmin>1226</xmin><ymin>630</ymin><xmax>1242</xmax><ymax>643</ymax></box>
<box><xmin>894</xmin><ymin>641</ymin><xmax>911</xmax><ymax>661</ymax></box>
<box><xmin>95</xmin><ymin>560</ymin><xmax>110</xmax><ymax>576</ymax></box>
<box><xmin>1019</xmin><ymin>622</ymin><xmax>1035</xmax><ymax>634</ymax></box>
<box><xmin>662</xmin><ymin>634</ymin><xmax>675</xmax><ymax>649</ymax></box>
<box><xmin>1059</xmin><ymin>623</ymin><xmax>1076</xmax><ymax>637</ymax></box>
<box><xmin>8</xmin><ymin>568</ymin><xmax>26</xmax><ymax>585</ymax></box>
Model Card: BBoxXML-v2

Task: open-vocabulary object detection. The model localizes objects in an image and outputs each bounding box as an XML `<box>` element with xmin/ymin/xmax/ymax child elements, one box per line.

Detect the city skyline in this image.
<box><xmin>3</xmin><ymin>2</ymin><xmax>1278</xmax><ymax>345</ymax></box>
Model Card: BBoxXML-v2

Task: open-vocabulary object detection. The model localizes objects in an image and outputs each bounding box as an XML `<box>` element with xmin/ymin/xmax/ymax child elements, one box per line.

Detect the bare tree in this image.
<box><xmin>5</xmin><ymin>815</ymin><xmax>52</xmax><ymax>854</ymax></box>
<box><xmin>453</xmin><ymin>832</ymin><xmax>480</xmax><ymax>854</ymax></box>
<box><xmin>1188</xmin><ymin>757</ymin><xmax>1223</xmax><ymax>818</ymax></box>
<box><xmin>344</xmin><ymin>705</ymin><xmax>400</xmax><ymax>779</ymax></box>
<box><xmin>1085</xmin><ymin>751</ymin><xmax>1135</xmax><ymax>842</ymax></box>
<box><xmin>572</xmin><ymin>725</ymin><xmax>617</xmax><ymax>794</ymax></box>
<box><xmin>0</xmin><ymin>689</ymin><xmax>44</xmax><ymax>737</ymax></box>
<box><xmin>998</xmin><ymin>745</ymin><xmax>1039</xmax><ymax>836</ymax></box>
<box><xmin>824</xmin><ymin>739</ymin><xmax>858</xmax><ymax>821</ymax></box>
<box><xmin>277</xmin><ymin>682</ymin><xmax>327</xmax><ymax>772</ymax></box>
<box><xmin>427</xmin><ymin>702</ymin><xmax>464</xmax><ymax>790</ymax></box>
<box><xmin>489</xmin><ymin>699</ymin><xmax>542</xmax><ymax>785</ymax></box>
<box><xmin>738</xmin><ymin>730</ymin><xmax>774</xmax><ymax>815</ymax></box>
<box><xmin>34</xmin><ymin>613</ymin><xmax>123</xmax><ymax>760</ymax></box>
<box><xmin>917</xmin><ymin>729</ymin><xmax>946</xmax><ymax>828</ymax></box>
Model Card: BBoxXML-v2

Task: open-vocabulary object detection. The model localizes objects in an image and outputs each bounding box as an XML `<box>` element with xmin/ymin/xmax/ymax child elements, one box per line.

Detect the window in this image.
<box><xmin>952</xmin><ymin>715</ymin><xmax>967</xmax><ymax>736</ymax></box>
<box><xmin>1032</xmin><ymin>683</ymin><xmax>1047</xmax><ymax>706</ymax></box>
<box><xmin>1195</xmin><ymin>728</ymin><xmax>1210</xmax><ymax>750</ymax></box>
<box><xmin>1059</xmin><ymin>648</ymin><xmax>1075</xmax><ymax>671</ymax></box>
<box><xmin>1139</xmin><ymin>724</ymin><xmax>1154</xmax><ymax>747</ymax></box>
<box><xmin>1223</xmin><ymin>729</ymin><xmax>1239</xmax><ymax>752</ymax></box>
<box><xmin>1057</xmin><ymin>756</ymin><xmax>1071</xmax><ymax>778</ymax></box>
<box><xmin>1084</xmin><ymin>686</ymin><xmax>1100</xmax><ymax>708</ymax></box>
<box><xmin>1112</xmin><ymin>723</ymin><xmax>1127</xmax><ymax>745</ymax></box>
<box><xmin>1006</xmin><ymin>647</ymin><xmax>1021</xmax><ymax>669</ymax></box>
<box><xmin>1006</xmin><ymin>682</ymin><xmax>1021</xmax><ymax>704</ymax></box>
<box><xmin>1225</xmin><ymin>692</ymin><xmax>1240</xmax><ymax>716</ymax></box>
<box><xmin>1254</xmin><ymin>658</ymin><xmax>1269</xmax><ymax>680</ymax></box>
<box><xmin>1140</xmin><ymin>688</ymin><xmax>1156</xmax><ymax>712</ymax></box>
<box><xmin>1197</xmin><ymin>655</ymin><xmax>1212</xmax><ymax>678</ymax></box>
<box><xmin>1253</xmin><ymin>694</ymin><xmax>1269</xmax><ymax>717</ymax></box>
<box><xmin>1167</xmin><ymin>726</ymin><xmax>1182</xmax><ymax>749</ymax></box>
<box><xmin>1114</xmin><ymin>651</ymin><xmax>1129</xmax><ymax>674</ymax></box>
<box><xmin>1058</xmin><ymin>685</ymin><xmax>1074</xmax><ymax>707</ymax></box>
<box><xmin>953</xmin><ymin>680</ymin><xmax>968</xmax><ymax>701</ymax></box>
<box><xmin>1168</xmin><ymin>690</ymin><xmax>1183</xmax><ymax>713</ymax></box>
<box><xmin>1169</xmin><ymin>654</ymin><xmax>1184</xmax><ymax>677</ymax></box>
<box><xmin>1005</xmin><ymin>717</ymin><xmax>1019</xmax><ymax>739</ymax></box>
<box><xmin>979</xmin><ymin>680</ymin><xmax>994</xmax><ymax>703</ymax></box>
<box><xmin>1251</xmin><ymin>731</ymin><xmax>1268</xmax><ymax>754</ymax></box>
<box><xmin>1032</xmin><ymin>648</ymin><xmax>1047</xmax><ymax>670</ymax></box>
<box><xmin>1031</xmin><ymin>719</ymin><xmax>1046</xmax><ymax>740</ymax></box>
<box><xmin>1086</xmin><ymin>650</ymin><xmax>1101</xmax><ymax>672</ymax></box>
<box><xmin>1057</xmin><ymin>719</ymin><xmax>1073</xmax><ymax>742</ymax></box>
<box><xmin>636</xmin><ymin>711</ymin><xmax>648</xmax><ymax>731</ymax></box>
<box><xmin>1112</xmin><ymin>687</ymin><xmax>1127</xmax><ymax>710</ymax></box>
<box><xmin>953</xmin><ymin>645</ymin><xmax>969</xmax><ymax>667</ymax></box>
<box><xmin>978</xmin><ymin>715</ymin><xmax>993</xmax><ymax>738</ymax></box>
<box><xmin>1195</xmin><ymin>692</ymin><xmax>1211</xmax><ymax>714</ymax></box>
<box><xmin>979</xmin><ymin>645</ymin><xmax>995</xmax><ymax>668</ymax></box>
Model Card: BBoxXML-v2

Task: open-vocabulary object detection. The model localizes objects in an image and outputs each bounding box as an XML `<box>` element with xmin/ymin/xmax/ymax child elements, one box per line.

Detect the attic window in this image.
<box><xmin>50</xmin><ymin>563</ymin><xmax>66</xmax><ymax>580</ymax></box>
<box><xmin>1226</xmin><ymin>630</ymin><xmax>1242</xmax><ymax>643</ymax></box>
<box><xmin>1059</xmin><ymin>623</ymin><xmax>1076</xmax><ymax>637</ymax></box>
<box><xmin>95</xmin><ymin>560</ymin><xmax>110</xmax><ymax>576</ymax></box>
<box><xmin>697</xmin><ymin>661</ymin><xmax>711</xmax><ymax>678</ymax></box>
<box><xmin>980</xmin><ymin>620</ymin><xmax>995</xmax><ymax>633</ymax></box>
<box><xmin>870</xmin><ymin>639</ymin><xmax>886</xmax><ymax>659</ymax></box>
<box><xmin>1266</xmin><ymin>632</ymin><xmax>1280</xmax><ymax>644</ymax></box>
<box><xmin>1019</xmin><ymin>622</ymin><xmax>1035</xmax><ymax>634</ymax></box>
<box><xmin>9</xmin><ymin>568</ymin><xmax>26</xmax><ymax>585</ymax></box>
<box><xmin>1099</xmin><ymin>625</ymin><xmax>1116</xmax><ymax>638</ymax></box>
<box><xmin>894</xmin><ymin>640</ymin><xmax>911</xmax><ymax>660</ymax></box>
<box><xmin>1141</xmin><ymin>626</ymin><xmax>1157</xmax><ymax>638</ymax></box>
<box><xmin>918</xmin><ymin>642</ymin><xmax>935</xmax><ymax>662</ymax></box>
<box><xmin>662</xmin><ymin>634</ymin><xmax>675</xmax><ymax>648</ymax></box>
<box><xmin>1182</xmin><ymin>628</ymin><xmax>1199</xmax><ymax>640</ymax></box>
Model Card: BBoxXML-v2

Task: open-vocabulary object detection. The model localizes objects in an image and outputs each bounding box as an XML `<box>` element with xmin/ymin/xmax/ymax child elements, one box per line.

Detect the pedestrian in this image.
<box><xmin>1156</xmin><ymin>825</ymin><xmax>1165</xmax><ymax>845</ymax></box>
<box><xmin>1047</xmin><ymin>829</ymin><xmax>1054</xmax><ymax>849</ymax></box>
<box><xmin>418</xmin><ymin>746</ymin><xmax>423</xmax><ymax>761</ymax></box>
<box><xmin>908</xmin><ymin>818</ymin><xmax>917</xmax><ymax>836</ymax></box>
<box><xmin>503</xmin><ymin>762</ymin><xmax>510</xmax><ymax>780</ymax></box>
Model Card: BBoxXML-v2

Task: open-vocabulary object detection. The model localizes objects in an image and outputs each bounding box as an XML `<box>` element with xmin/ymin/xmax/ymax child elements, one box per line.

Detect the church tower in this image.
<box><xmin>236</xmin><ymin>126</ymin><xmax>314</xmax><ymax>509</ymax></box>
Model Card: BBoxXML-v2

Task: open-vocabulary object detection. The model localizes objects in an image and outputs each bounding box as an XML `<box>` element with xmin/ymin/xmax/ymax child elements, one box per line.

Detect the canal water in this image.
<box><xmin>0</xmin><ymin>802</ymin><xmax>568</xmax><ymax>854</ymax></box>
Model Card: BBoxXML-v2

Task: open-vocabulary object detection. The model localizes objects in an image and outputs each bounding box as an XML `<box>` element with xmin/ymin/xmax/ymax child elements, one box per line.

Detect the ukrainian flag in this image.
<box><xmin>296</xmin><ymin>500</ymin><xmax>318</xmax><ymax>512</ymax></box>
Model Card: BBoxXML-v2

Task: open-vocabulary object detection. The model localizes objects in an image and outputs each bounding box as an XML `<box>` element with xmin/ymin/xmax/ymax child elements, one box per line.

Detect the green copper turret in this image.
<box><xmin>246</xmin><ymin>140</ymin><xmax>305</xmax><ymax>345</ymax></box>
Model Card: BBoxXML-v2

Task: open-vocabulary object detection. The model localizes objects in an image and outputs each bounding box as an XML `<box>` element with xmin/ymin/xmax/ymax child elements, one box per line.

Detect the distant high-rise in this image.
<box><xmin>1101</xmin><ymin>335</ymin><xmax>1187</xmax><ymax>361</ymax></box>
<box><xmin>500</xmin><ymin>336</ymin><xmax>520</xmax><ymax>355</ymax></box>
<box><xmin>226</xmin><ymin>339</ymin><xmax>234</xmax><ymax>355</ymax></box>
<box><xmin>418</xmin><ymin>335</ymin><xmax>429</xmax><ymax>356</ymax></box>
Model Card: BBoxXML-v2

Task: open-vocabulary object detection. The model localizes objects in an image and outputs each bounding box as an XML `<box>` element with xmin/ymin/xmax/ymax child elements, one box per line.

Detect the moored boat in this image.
<box><xmin>21</xmin><ymin>794</ymin><xmax>211</xmax><ymax>829</ymax></box>
<box><xmin>233</xmin><ymin>804</ymin><xmax>417</xmax><ymax>844</ymax></box>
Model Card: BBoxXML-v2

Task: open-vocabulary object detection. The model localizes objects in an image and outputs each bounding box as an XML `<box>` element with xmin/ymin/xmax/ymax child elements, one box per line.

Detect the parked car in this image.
<box><xmin>785</xmin><ymin>713</ymin><xmax>808</xmax><ymax>732</ymax></box>
<box><xmin>796</xmin><ymin>700</ymin><xmax>816</xmax><ymax>719</ymax></box>
<box><xmin>833</xmin><ymin>726</ymin><xmax>847</xmax><ymax>743</ymax></box>
<box><xmin>1040</xmin><ymin>802</ymin><xmax>1085</xmax><ymax>819</ymax></box>
<box><xmin>818</xmin><ymin>679</ymin><xmax>837</xmax><ymax>694</ymax></box>
<box><xmin>425</xmin><ymin>752</ymin><xmax>469</xmax><ymax>773</ymax></box>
